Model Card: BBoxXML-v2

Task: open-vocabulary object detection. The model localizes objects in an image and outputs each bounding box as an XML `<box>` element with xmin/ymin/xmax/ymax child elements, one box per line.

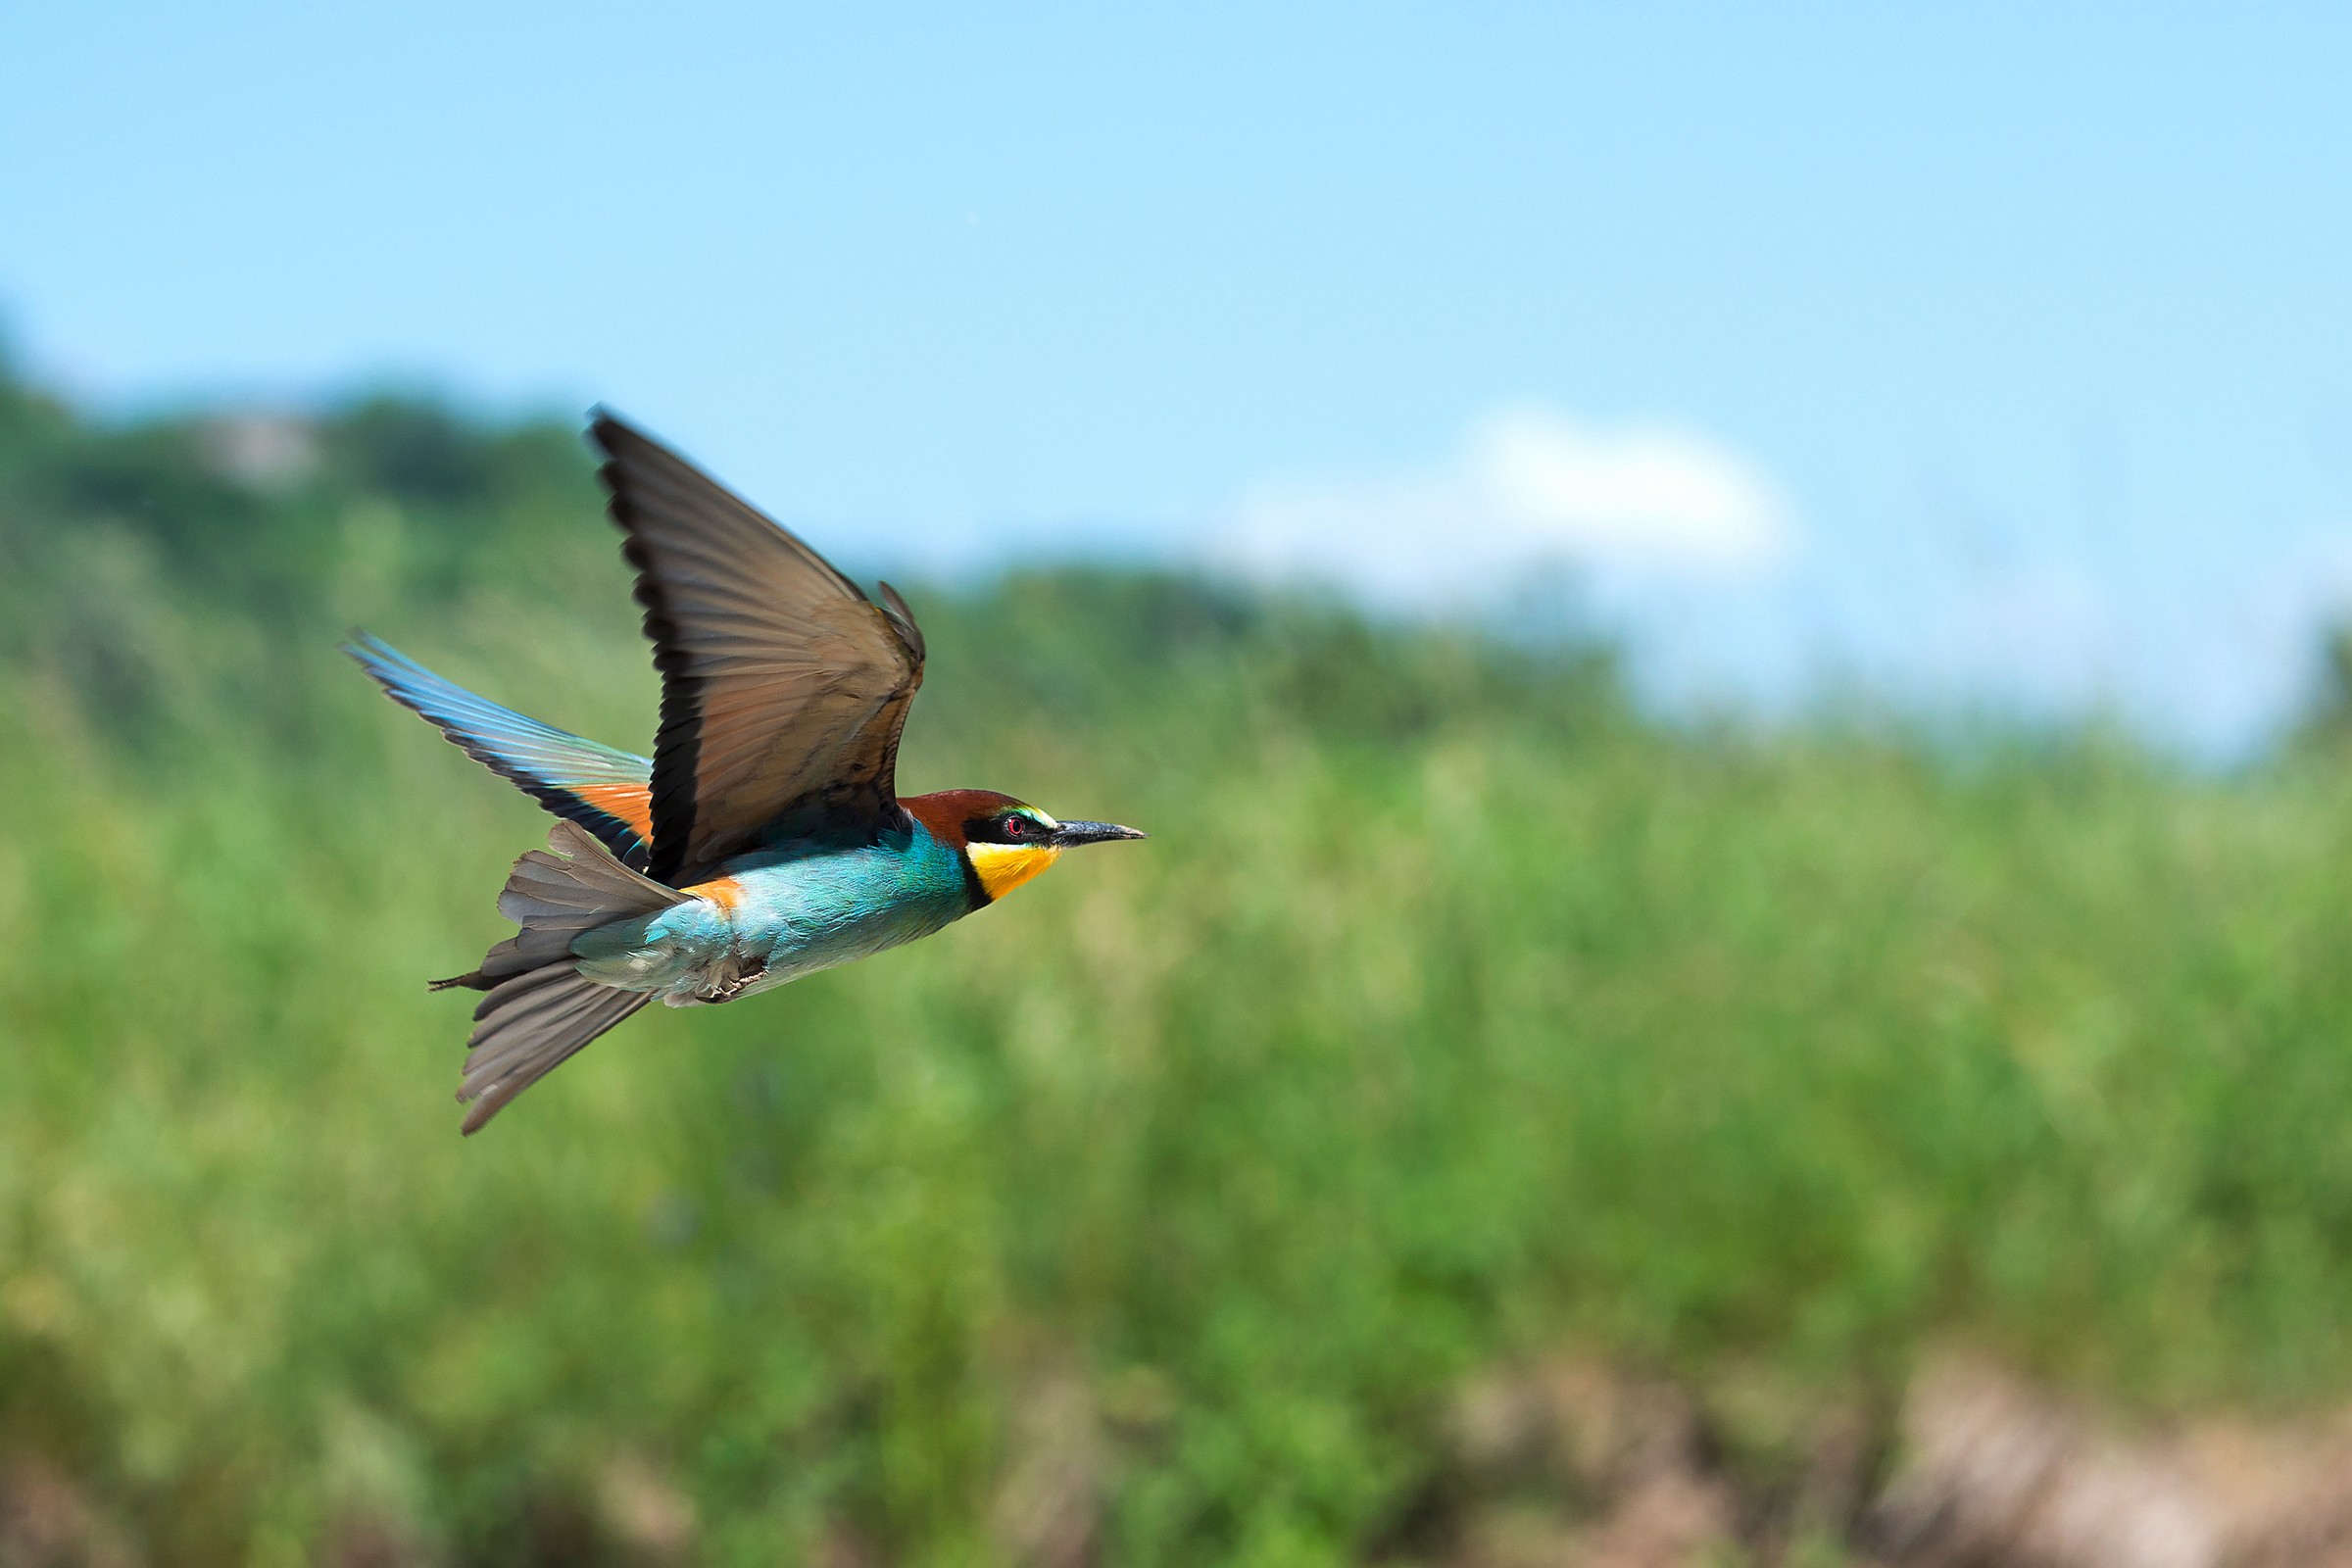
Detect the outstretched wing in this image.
<box><xmin>344</xmin><ymin>634</ymin><xmax>656</xmax><ymax>867</ymax></box>
<box><xmin>590</xmin><ymin>412</ymin><xmax>926</xmax><ymax>886</ymax></box>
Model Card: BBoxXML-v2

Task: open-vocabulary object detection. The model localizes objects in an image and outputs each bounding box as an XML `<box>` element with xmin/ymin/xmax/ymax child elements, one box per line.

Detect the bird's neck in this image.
<box><xmin>899</xmin><ymin>790</ymin><xmax>1060</xmax><ymax>906</ymax></box>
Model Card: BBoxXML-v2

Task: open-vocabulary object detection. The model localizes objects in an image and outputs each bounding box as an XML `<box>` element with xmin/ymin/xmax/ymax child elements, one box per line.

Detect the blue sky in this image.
<box><xmin>5</xmin><ymin>4</ymin><xmax>2349</xmax><ymax>750</ymax></box>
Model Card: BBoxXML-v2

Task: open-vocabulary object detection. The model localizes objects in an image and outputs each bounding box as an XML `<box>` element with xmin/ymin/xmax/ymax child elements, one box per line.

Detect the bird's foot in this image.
<box><xmin>697</xmin><ymin>958</ymin><xmax>768</xmax><ymax>1004</ymax></box>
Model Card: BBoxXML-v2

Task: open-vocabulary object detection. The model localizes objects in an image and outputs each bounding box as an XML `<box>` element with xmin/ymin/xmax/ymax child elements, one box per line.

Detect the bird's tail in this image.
<box><xmin>446</xmin><ymin>820</ymin><xmax>688</xmax><ymax>1135</ymax></box>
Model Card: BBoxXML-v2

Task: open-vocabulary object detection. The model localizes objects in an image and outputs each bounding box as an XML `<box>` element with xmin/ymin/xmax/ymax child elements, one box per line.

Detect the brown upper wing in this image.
<box><xmin>590</xmin><ymin>413</ymin><xmax>927</xmax><ymax>886</ymax></box>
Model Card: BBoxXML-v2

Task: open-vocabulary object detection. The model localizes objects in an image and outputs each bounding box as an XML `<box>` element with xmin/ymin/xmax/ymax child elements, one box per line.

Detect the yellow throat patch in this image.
<box><xmin>964</xmin><ymin>841</ymin><xmax>1061</xmax><ymax>902</ymax></box>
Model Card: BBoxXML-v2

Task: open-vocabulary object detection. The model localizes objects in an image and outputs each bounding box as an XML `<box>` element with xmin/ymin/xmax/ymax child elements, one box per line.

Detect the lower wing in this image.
<box><xmin>344</xmin><ymin>634</ymin><xmax>655</xmax><ymax>869</ymax></box>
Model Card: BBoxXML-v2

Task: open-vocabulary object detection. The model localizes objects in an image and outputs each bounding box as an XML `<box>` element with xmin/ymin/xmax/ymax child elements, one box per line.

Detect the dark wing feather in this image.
<box><xmin>589</xmin><ymin>412</ymin><xmax>925</xmax><ymax>885</ymax></box>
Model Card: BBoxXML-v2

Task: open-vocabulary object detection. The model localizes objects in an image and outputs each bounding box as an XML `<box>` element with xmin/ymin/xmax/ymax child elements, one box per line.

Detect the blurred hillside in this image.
<box><xmin>5</xmin><ymin>360</ymin><xmax>2352</xmax><ymax>1566</ymax></box>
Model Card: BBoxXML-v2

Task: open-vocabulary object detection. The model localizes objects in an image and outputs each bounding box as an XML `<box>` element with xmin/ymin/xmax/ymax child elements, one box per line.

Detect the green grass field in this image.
<box><xmin>5</xmin><ymin>372</ymin><xmax>2352</xmax><ymax>1563</ymax></box>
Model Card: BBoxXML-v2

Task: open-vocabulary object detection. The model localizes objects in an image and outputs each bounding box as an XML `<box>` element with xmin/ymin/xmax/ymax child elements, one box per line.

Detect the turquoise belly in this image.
<box><xmin>570</xmin><ymin>823</ymin><xmax>975</xmax><ymax>1001</ymax></box>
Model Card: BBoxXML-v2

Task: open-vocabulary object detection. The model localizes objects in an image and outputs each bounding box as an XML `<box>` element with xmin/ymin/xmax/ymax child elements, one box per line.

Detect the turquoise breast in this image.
<box><xmin>721</xmin><ymin>818</ymin><xmax>977</xmax><ymax>982</ymax></box>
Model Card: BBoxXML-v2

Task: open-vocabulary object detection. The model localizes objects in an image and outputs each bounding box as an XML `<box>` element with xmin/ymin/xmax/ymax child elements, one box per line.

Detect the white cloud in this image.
<box><xmin>1220</xmin><ymin>405</ymin><xmax>1794</xmax><ymax>601</ymax></box>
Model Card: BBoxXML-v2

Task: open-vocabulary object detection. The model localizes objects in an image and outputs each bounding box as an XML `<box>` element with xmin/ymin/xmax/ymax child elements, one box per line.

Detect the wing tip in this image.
<box><xmin>341</xmin><ymin>626</ymin><xmax>394</xmax><ymax>668</ymax></box>
<box><xmin>875</xmin><ymin>581</ymin><xmax>927</xmax><ymax>662</ymax></box>
<box><xmin>585</xmin><ymin>405</ymin><xmax>633</xmax><ymax>455</ymax></box>
<box><xmin>343</xmin><ymin>631</ymin><xmax>428</xmax><ymax>703</ymax></box>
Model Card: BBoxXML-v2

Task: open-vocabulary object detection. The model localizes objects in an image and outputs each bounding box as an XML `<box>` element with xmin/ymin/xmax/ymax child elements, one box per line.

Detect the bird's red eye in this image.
<box><xmin>1001</xmin><ymin>815</ymin><xmax>1032</xmax><ymax>839</ymax></box>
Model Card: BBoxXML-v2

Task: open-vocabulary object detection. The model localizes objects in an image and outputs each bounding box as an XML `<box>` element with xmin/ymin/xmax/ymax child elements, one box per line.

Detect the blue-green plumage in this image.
<box><xmin>572</xmin><ymin>821</ymin><xmax>979</xmax><ymax>1003</ymax></box>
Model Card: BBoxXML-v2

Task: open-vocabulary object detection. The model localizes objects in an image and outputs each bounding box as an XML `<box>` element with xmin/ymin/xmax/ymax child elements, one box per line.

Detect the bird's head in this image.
<box><xmin>903</xmin><ymin>789</ymin><xmax>1147</xmax><ymax>904</ymax></box>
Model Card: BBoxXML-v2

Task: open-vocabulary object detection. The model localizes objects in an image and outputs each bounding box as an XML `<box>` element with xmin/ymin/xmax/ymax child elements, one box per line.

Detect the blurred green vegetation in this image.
<box><xmin>4</xmin><ymin>356</ymin><xmax>2352</xmax><ymax>1565</ymax></box>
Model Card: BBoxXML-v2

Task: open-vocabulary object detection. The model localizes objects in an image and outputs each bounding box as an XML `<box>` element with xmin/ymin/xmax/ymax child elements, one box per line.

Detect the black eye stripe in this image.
<box><xmin>963</xmin><ymin>812</ymin><xmax>1044</xmax><ymax>845</ymax></box>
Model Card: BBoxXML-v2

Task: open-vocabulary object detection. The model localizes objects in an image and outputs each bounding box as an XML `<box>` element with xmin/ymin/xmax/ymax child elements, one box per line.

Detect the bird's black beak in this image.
<box><xmin>1051</xmin><ymin>820</ymin><xmax>1148</xmax><ymax>848</ymax></box>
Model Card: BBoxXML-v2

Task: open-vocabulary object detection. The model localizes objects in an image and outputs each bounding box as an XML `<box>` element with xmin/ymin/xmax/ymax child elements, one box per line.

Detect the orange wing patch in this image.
<box><xmin>687</xmin><ymin>875</ymin><xmax>749</xmax><ymax>913</ymax></box>
<box><xmin>571</xmin><ymin>782</ymin><xmax>654</xmax><ymax>845</ymax></box>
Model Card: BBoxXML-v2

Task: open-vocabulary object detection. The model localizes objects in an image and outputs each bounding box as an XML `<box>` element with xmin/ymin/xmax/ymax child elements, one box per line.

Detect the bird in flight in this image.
<box><xmin>348</xmin><ymin>413</ymin><xmax>1145</xmax><ymax>1133</ymax></box>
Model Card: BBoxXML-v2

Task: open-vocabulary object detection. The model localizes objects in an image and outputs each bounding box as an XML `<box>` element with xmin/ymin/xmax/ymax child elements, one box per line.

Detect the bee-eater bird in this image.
<box><xmin>348</xmin><ymin>413</ymin><xmax>1146</xmax><ymax>1133</ymax></box>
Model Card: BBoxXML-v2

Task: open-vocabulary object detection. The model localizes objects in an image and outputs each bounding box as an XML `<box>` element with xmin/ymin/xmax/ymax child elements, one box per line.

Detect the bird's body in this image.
<box><xmin>348</xmin><ymin>414</ymin><xmax>1142</xmax><ymax>1132</ymax></box>
<box><xmin>577</xmin><ymin>796</ymin><xmax>1062</xmax><ymax>1006</ymax></box>
<box><xmin>606</xmin><ymin>832</ymin><xmax>976</xmax><ymax>1005</ymax></box>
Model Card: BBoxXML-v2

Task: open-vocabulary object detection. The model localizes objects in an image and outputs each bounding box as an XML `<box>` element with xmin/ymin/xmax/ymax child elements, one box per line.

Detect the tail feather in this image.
<box><xmin>452</xmin><ymin>821</ymin><xmax>688</xmax><ymax>1134</ymax></box>
<box><xmin>459</xmin><ymin>970</ymin><xmax>651</xmax><ymax>1135</ymax></box>
<box><xmin>479</xmin><ymin>827</ymin><xmax>685</xmax><ymax>984</ymax></box>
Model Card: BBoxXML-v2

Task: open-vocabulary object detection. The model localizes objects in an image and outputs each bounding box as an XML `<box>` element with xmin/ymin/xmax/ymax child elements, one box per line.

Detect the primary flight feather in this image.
<box><xmin>348</xmin><ymin>412</ymin><xmax>1145</xmax><ymax>1133</ymax></box>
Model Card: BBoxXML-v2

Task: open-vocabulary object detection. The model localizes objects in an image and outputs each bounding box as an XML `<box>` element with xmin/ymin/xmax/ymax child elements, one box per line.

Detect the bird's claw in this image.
<box><xmin>697</xmin><ymin>958</ymin><xmax>767</xmax><ymax>1004</ymax></box>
